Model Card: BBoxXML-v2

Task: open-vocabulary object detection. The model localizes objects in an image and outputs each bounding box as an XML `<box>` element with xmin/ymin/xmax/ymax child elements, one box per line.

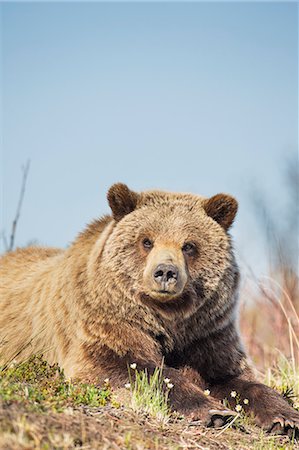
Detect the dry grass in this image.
<box><xmin>1</xmin><ymin>399</ymin><xmax>298</xmax><ymax>450</ymax></box>
<box><xmin>240</xmin><ymin>269</ymin><xmax>299</xmax><ymax>382</ymax></box>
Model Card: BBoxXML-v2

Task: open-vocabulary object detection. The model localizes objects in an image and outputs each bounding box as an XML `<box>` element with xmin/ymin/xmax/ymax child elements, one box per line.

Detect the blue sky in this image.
<box><xmin>1</xmin><ymin>2</ymin><xmax>298</xmax><ymax>276</ymax></box>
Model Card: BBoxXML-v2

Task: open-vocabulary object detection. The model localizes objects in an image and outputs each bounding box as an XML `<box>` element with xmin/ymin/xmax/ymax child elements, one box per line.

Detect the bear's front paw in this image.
<box><xmin>257</xmin><ymin>408</ymin><xmax>299</xmax><ymax>438</ymax></box>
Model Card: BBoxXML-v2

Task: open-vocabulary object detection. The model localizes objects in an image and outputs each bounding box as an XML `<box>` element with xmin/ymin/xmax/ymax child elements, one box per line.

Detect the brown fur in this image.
<box><xmin>0</xmin><ymin>184</ymin><xmax>298</xmax><ymax>434</ymax></box>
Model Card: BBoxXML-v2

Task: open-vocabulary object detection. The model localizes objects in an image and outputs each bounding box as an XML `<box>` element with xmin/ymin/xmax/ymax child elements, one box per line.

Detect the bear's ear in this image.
<box><xmin>203</xmin><ymin>194</ymin><xmax>238</xmax><ymax>230</ymax></box>
<box><xmin>107</xmin><ymin>183</ymin><xmax>139</xmax><ymax>221</ymax></box>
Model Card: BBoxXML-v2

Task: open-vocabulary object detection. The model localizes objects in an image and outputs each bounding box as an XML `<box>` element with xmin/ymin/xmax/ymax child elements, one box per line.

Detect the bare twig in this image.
<box><xmin>0</xmin><ymin>231</ymin><xmax>8</xmax><ymax>252</ymax></box>
<box><xmin>8</xmin><ymin>160</ymin><xmax>30</xmax><ymax>252</ymax></box>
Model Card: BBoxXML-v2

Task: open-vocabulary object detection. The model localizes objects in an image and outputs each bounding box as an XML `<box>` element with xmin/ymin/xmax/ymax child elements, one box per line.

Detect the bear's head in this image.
<box><xmin>95</xmin><ymin>183</ymin><xmax>239</xmax><ymax>319</ymax></box>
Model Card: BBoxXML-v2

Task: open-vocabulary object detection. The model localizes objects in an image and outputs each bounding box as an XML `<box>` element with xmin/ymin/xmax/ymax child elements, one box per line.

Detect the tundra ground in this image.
<box><xmin>0</xmin><ymin>354</ymin><xmax>298</xmax><ymax>450</ymax></box>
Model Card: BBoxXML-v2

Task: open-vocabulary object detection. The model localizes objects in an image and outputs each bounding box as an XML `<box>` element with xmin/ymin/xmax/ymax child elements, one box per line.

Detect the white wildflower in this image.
<box><xmin>163</xmin><ymin>378</ymin><xmax>171</xmax><ymax>384</ymax></box>
<box><xmin>235</xmin><ymin>404</ymin><xmax>242</xmax><ymax>412</ymax></box>
<box><xmin>167</xmin><ymin>383</ymin><xmax>174</xmax><ymax>389</ymax></box>
<box><xmin>230</xmin><ymin>391</ymin><xmax>237</xmax><ymax>398</ymax></box>
<box><xmin>124</xmin><ymin>383</ymin><xmax>131</xmax><ymax>389</ymax></box>
<box><xmin>130</xmin><ymin>363</ymin><xmax>137</xmax><ymax>370</ymax></box>
<box><xmin>204</xmin><ymin>389</ymin><xmax>210</xmax><ymax>396</ymax></box>
<box><xmin>243</xmin><ymin>398</ymin><xmax>249</xmax><ymax>405</ymax></box>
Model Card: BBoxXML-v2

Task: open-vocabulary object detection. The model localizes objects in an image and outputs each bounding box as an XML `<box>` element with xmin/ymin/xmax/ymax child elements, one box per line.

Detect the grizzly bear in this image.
<box><xmin>0</xmin><ymin>183</ymin><xmax>298</xmax><ymax>435</ymax></box>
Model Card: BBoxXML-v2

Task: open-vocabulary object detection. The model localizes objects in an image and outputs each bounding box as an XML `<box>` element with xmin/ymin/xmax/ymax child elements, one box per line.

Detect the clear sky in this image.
<box><xmin>1</xmin><ymin>2</ymin><xmax>298</xmax><ymax>277</ymax></box>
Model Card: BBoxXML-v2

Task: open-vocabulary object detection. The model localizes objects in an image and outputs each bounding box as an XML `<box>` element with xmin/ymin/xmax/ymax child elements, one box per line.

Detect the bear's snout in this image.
<box><xmin>153</xmin><ymin>263</ymin><xmax>178</xmax><ymax>292</ymax></box>
<box><xmin>143</xmin><ymin>244</ymin><xmax>188</xmax><ymax>300</ymax></box>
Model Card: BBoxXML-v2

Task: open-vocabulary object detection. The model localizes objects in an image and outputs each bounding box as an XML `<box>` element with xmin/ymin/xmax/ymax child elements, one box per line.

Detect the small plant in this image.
<box><xmin>265</xmin><ymin>353</ymin><xmax>299</xmax><ymax>410</ymax></box>
<box><xmin>0</xmin><ymin>355</ymin><xmax>111</xmax><ymax>412</ymax></box>
<box><xmin>127</xmin><ymin>362</ymin><xmax>172</xmax><ymax>423</ymax></box>
<box><xmin>218</xmin><ymin>390</ymin><xmax>255</xmax><ymax>436</ymax></box>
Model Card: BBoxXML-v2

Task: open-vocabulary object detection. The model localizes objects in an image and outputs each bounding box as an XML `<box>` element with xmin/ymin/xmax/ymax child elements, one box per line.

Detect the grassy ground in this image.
<box><xmin>0</xmin><ymin>356</ymin><xmax>298</xmax><ymax>450</ymax></box>
<box><xmin>1</xmin><ymin>267</ymin><xmax>298</xmax><ymax>449</ymax></box>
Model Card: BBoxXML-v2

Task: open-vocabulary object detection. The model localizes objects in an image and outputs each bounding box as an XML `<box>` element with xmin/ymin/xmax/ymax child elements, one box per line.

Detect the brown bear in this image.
<box><xmin>0</xmin><ymin>183</ymin><xmax>298</xmax><ymax>435</ymax></box>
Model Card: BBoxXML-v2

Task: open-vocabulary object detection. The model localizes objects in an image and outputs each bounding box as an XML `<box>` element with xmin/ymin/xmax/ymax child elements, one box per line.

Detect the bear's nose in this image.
<box><xmin>153</xmin><ymin>264</ymin><xmax>178</xmax><ymax>288</ymax></box>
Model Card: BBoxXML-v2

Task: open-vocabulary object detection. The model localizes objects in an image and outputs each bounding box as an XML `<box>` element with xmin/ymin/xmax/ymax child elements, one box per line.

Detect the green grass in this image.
<box><xmin>128</xmin><ymin>363</ymin><xmax>172</xmax><ymax>423</ymax></box>
<box><xmin>0</xmin><ymin>355</ymin><xmax>111</xmax><ymax>412</ymax></box>
<box><xmin>265</xmin><ymin>354</ymin><xmax>299</xmax><ymax>410</ymax></box>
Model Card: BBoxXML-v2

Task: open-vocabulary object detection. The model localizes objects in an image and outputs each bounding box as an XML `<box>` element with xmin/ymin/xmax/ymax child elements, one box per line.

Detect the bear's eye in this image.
<box><xmin>182</xmin><ymin>242</ymin><xmax>197</xmax><ymax>256</ymax></box>
<box><xmin>142</xmin><ymin>238</ymin><xmax>153</xmax><ymax>250</ymax></box>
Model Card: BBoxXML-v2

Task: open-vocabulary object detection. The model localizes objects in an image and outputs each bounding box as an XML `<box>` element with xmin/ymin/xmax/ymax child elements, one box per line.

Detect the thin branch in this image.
<box><xmin>0</xmin><ymin>230</ymin><xmax>8</xmax><ymax>252</ymax></box>
<box><xmin>8</xmin><ymin>160</ymin><xmax>30</xmax><ymax>252</ymax></box>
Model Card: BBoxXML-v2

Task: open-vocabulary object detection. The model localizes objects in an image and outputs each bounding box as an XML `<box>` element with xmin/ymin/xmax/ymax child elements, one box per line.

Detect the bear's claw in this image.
<box><xmin>268</xmin><ymin>415</ymin><xmax>299</xmax><ymax>439</ymax></box>
<box><xmin>207</xmin><ymin>408</ymin><xmax>237</xmax><ymax>428</ymax></box>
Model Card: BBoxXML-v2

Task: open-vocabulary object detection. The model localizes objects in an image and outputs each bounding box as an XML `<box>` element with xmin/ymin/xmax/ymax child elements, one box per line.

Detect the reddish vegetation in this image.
<box><xmin>240</xmin><ymin>270</ymin><xmax>299</xmax><ymax>370</ymax></box>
